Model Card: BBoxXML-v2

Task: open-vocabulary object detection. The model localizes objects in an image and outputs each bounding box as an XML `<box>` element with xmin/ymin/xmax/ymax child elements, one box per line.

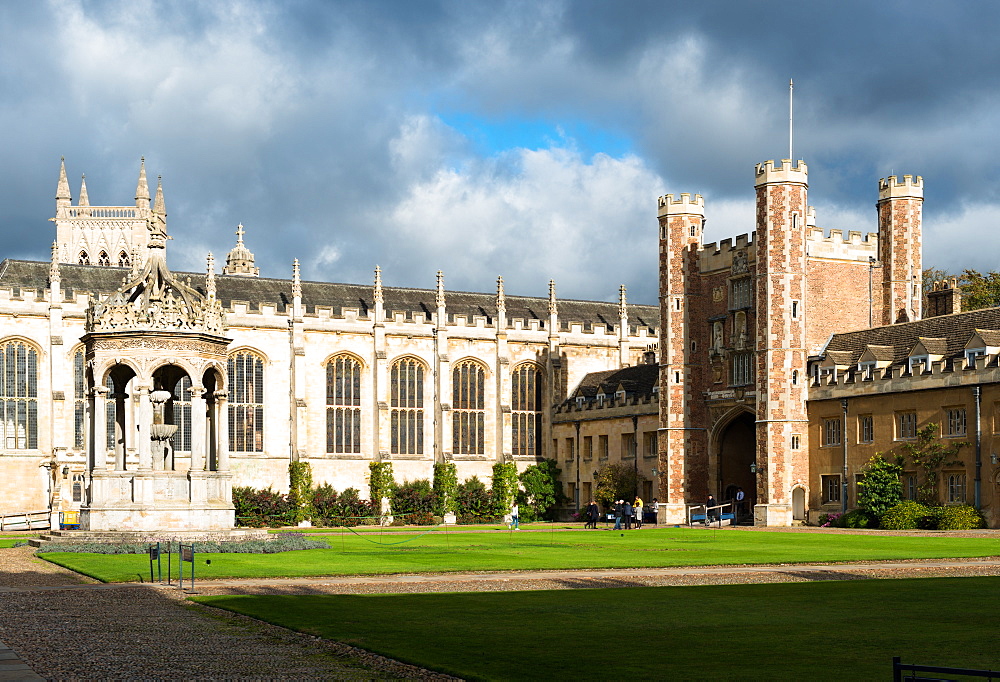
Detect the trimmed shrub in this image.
<box><xmin>491</xmin><ymin>462</ymin><xmax>518</xmax><ymax>517</ymax></box>
<box><xmin>391</xmin><ymin>479</ymin><xmax>436</xmax><ymax>520</ymax></box>
<box><xmin>817</xmin><ymin>512</ymin><xmax>842</xmax><ymax>528</ymax></box>
<box><xmin>879</xmin><ymin>500</ymin><xmax>933</xmax><ymax>530</ymax></box>
<box><xmin>936</xmin><ymin>504</ymin><xmax>986</xmax><ymax>530</ymax></box>
<box><xmin>287</xmin><ymin>461</ymin><xmax>314</xmax><ymax>523</ymax></box>
<box><xmin>834</xmin><ymin>509</ymin><xmax>877</xmax><ymax>528</ymax></box>
<box><xmin>518</xmin><ymin>459</ymin><xmax>565</xmax><ymax>522</ymax></box>
<box><xmin>233</xmin><ymin>486</ymin><xmax>293</xmax><ymax>528</ymax></box>
<box><xmin>433</xmin><ymin>462</ymin><xmax>458</xmax><ymax>516</ymax></box>
<box><xmin>456</xmin><ymin>476</ymin><xmax>496</xmax><ymax>524</ymax></box>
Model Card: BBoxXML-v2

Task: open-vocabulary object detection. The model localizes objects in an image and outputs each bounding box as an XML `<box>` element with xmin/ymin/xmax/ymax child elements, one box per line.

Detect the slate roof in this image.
<box><xmin>0</xmin><ymin>259</ymin><xmax>658</xmax><ymax>331</ymax></box>
<box><xmin>567</xmin><ymin>363</ymin><xmax>659</xmax><ymax>402</ymax></box>
<box><xmin>822</xmin><ymin>307</ymin><xmax>1000</xmax><ymax>366</ymax></box>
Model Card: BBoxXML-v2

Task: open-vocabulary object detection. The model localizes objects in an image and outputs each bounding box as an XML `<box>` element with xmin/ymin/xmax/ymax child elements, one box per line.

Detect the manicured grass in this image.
<box><xmin>0</xmin><ymin>538</ymin><xmax>27</xmax><ymax>548</ymax></box>
<box><xmin>193</xmin><ymin>577</ymin><xmax>1000</xmax><ymax>680</ymax></box>
<box><xmin>39</xmin><ymin>527</ymin><xmax>1000</xmax><ymax>583</ymax></box>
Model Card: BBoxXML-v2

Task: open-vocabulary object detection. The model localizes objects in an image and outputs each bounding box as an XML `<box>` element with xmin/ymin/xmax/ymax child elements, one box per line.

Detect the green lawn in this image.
<box><xmin>193</xmin><ymin>577</ymin><xmax>1000</xmax><ymax>680</ymax></box>
<box><xmin>39</xmin><ymin>527</ymin><xmax>1000</xmax><ymax>583</ymax></box>
<box><xmin>0</xmin><ymin>538</ymin><xmax>27</xmax><ymax>548</ymax></box>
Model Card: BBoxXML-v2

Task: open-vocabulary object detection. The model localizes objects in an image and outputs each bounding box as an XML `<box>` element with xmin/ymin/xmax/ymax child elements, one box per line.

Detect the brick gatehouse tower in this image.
<box><xmin>656</xmin><ymin>159</ymin><xmax>922</xmax><ymax>526</ymax></box>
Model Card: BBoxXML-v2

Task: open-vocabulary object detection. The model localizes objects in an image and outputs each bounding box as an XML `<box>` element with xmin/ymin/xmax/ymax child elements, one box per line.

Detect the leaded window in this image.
<box><xmin>97</xmin><ymin>251</ymin><xmax>110</xmax><ymax>267</ymax></box>
<box><xmin>731</xmin><ymin>352</ymin><xmax>754</xmax><ymax>386</ymax></box>
<box><xmin>390</xmin><ymin>358</ymin><xmax>424</xmax><ymax>455</ymax></box>
<box><xmin>453</xmin><ymin>360</ymin><xmax>485</xmax><ymax>455</ymax></box>
<box><xmin>78</xmin><ymin>251</ymin><xmax>90</xmax><ymax>265</ymax></box>
<box><xmin>327</xmin><ymin>354</ymin><xmax>362</xmax><ymax>454</ymax></box>
<box><xmin>823</xmin><ymin>418</ymin><xmax>842</xmax><ymax>447</ymax></box>
<box><xmin>512</xmin><ymin>364</ymin><xmax>542</xmax><ymax>457</ymax></box>
<box><xmin>228</xmin><ymin>351</ymin><xmax>264</xmax><ymax>452</ymax></box>
<box><xmin>73</xmin><ymin>350</ymin><xmax>86</xmax><ymax>449</ymax></box>
<box><xmin>171</xmin><ymin>376</ymin><xmax>192</xmax><ymax>452</ymax></box>
<box><xmin>118</xmin><ymin>251</ymin><xmax>130</xmax><ymax>268</ymax></box>
<box><xmin>0</xmin><ymin>340</ymin><xmax>38</xmax><ymax>449</ymax></box>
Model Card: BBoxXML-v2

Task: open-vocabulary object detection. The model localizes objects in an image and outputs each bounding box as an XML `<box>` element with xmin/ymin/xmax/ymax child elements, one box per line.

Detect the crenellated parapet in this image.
<box><xmin>805</xmin><ymin>227</ymin><xmax>879</xmax><ymax>261</ymax></box>
<box><xmin>699</xmin><ymin>233</ymin><xmax>756</xmax><ymax>273</ymax></box>
<box><xmin>810</xmin><ymin>352</ymin><xmax>1000</xmax><ymax>399</ymax></box>
<box><xmin>878</xmin><ymin>174</ymin><xmax>923</xmax><ymax>201</ymax></box>
<box><xmin>657</xmin><ymin>192</ymin><xmax>705</xmax><ymax>218</ymax></box>
<box><xmin>754</xmin><ymin>159</ymin><xmax>808</xmax><ymax>186</ymax></box>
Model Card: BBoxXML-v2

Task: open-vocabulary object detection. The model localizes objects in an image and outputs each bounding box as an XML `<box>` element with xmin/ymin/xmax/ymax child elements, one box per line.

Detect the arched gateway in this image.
<box><xmin>712</xmin><ymin>409</ymin><xmax>756</xmax><ymax>521</ymax></box>
<box><xmin>80</xmin><ymin>190</ymin><xmax>234</xmax><ymax>530</ymax></box>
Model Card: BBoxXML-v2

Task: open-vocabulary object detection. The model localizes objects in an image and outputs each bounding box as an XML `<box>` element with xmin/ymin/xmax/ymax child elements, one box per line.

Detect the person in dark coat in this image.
<box><xmin>614</xmin><ymin>500</ymin><xmax>623</xmax><ymax>530</ymax></box>
<box><xmin>706</xmin><ymin>494</ymin><xmax>719</xmax><ymax>524</ymax></box>
<box><xmin>623</xmin><ymin>500</ymin><xmax>633</xmax><ymax>529</ymax></box>
<box><xmin>586</xmin><ymin>500</ymin><xmax>600</xmax><ymax>529</ymax></box>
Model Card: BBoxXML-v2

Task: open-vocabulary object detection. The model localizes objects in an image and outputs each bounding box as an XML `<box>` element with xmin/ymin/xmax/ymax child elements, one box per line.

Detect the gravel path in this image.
<box><xmin>0</xmin><ymin>547</ymin><xmax>453</xmax><ymax>680</ymax></box>
<box><xmin>3</xmin><ymin>531</ymin><xmax>1000</xmax><ymax>680</ymax></box>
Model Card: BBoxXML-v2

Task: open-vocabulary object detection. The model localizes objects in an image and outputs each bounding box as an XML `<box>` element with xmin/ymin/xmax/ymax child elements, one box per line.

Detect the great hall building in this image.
<box><xmin>3</xmin><ymin>156</ymin><xmax>1000</xmax><ymax>528</ymax></box>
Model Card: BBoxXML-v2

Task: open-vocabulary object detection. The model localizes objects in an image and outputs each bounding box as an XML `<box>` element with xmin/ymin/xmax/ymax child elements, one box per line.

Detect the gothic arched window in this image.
<box><xmin>453</xmin><ymin>360</ymin><xmax>485</xmax><ymax>455</ymax></box>
<box><xmin>73</xmin><ymin>350</ymin><xmax>85</xmax><ymax>449</ymax></box>
<box><xmin>511</xmin><ymin>364</ymin><xmax>542</xmax><ymax>458</ymax></box>
<box><xmin>228</xmin><ymin>350</ymin><xmax>264</xmax><ymax>452</ymax></box>
<box><xmin>0</xmin><ymin>340</ymin><xmax>38</xmax><ymax>449</ymax></box>
<box><xmin>326</xmin><ymin>354</ymin><xmax>362</xmax><ymax>454</ymax></box>
<box><xmin>78</xmin><ymin>252</ymin><xmax>90</xmax><ymax>265</ymax></box>
<box><xmin>171</xmin><ymin>376</ymin><xmax>192</xmax><ymax>452</ymax></box>
<box><xmin>118</xmin><ymin>251</ymin><xmax>130</xmax><ymax>268</ymax></box>
<box><xmin>390</xmin><ymin>357</ymin><xmax>424</xmax><ymax>455</ymax></box>
<box><xmin>97</xmin><ymin>251</ymin><xmax>110</xmax><ymax>267</ymax></box>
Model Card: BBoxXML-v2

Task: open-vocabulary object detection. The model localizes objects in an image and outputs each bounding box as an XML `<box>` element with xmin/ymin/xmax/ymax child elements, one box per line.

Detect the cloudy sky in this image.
<box><xmin>1</xmin><ymin>1</ymin><xmax>998</xmax><ymax>305</ymax></box>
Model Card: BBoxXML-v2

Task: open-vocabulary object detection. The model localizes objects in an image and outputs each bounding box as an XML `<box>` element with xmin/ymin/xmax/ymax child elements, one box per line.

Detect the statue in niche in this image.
<box><xmin>733</xmin><ymin>311</ymin><xmax>747</xmax><ymax>349</ymax></box>
<box><xmin>731</xmin><ymin>249</ymin><xmax>748</xmax><ymax>275</ymax></box>
<box><xmin>712</xmin><ymin>321</ymin><xmax>724</xmax><ymax>352</ymax></box>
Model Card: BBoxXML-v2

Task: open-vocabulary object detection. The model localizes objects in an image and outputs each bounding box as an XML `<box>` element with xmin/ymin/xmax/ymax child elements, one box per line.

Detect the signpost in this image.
<box><xmin>178</xmin><ymin>543</ymin><xmax>195</xmax><ymax>590</ymax></box>
<box><xmin>148</xmin><ymin>542</ymin><xmax>161</xmax><ymax>583</ymax></box>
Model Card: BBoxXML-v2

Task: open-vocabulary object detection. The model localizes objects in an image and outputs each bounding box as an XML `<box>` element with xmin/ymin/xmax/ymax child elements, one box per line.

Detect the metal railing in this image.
<box><xmin>0</xmin><ymin>510</ymin><xmax>50</xmax><ymax>531</ymax></box>
<box><xmin>687</xmin><ymin>501</ymin><xmax>735</xmax><ymax>527</ymax></box>
<box><xmin>893</xmin><ymin>656</ymin><xmax>997</xmax><ymax>680</ymax></box>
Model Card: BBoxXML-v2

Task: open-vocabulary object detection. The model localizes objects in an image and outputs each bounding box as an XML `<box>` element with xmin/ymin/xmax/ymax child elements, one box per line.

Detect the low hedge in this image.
<box><xmin>35</xmin><ymin>533</ymin><xmax>326</xmax><ymax>554</ymax></box>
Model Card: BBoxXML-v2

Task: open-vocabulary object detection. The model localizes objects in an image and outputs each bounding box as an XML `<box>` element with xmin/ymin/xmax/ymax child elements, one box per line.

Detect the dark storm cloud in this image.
<box><xmin>1</xmin><ymin>0</ymin><xmax>999</xmax><ymax>306</ymax></box>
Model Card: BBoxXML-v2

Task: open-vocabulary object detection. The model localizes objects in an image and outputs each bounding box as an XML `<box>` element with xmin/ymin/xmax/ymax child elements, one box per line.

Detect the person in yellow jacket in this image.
<box><xmin>633</xmin><ymin>496</ymin><xmax>643</xmax><ymax>528</ymax></box>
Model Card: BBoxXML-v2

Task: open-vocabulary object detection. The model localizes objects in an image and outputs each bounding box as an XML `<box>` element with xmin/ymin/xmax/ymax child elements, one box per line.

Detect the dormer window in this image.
<box><xmin>908</xmin><ymin>356</ymin><xmax>929</xmax><ymax>374</ymax></box>
<box><xmin>596</xmin><ymin>393</ymin><xmax>606</xmax><ymax>405</ymax></box>
<box><xmin>576</xmin><ymin>396</ymin><xmax>586</xmax><ymax>407</ymax></box>
<box><xmin>615</xmin><ymin>390</ymin><xmax>627</xmax><ymax>401</ymax></box>
<box><xmin>858</xmin><ymin>361</ymin><xmax>876</xmax><ymax>380</ymax></box>
<box><xmin>966</xmin><ymin>348</ymin><xmax>986</xmax><ymax>367</ymax></box>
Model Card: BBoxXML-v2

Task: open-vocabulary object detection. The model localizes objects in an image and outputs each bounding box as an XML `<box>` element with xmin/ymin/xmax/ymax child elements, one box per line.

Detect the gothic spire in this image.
<box><xmin>436</xmin><ymin>270</ymin><xmax>445</xmax><ymax>308</ymax></box>
<box><xmin>56</xmin><ymin>157</ymin><xmax>71</xmax><ymax>211</ymax></box>
<box><xmin>618</xmin><ymin>284</ymin><xmax>627</xmax><ymax>320</ymax></box>
<box><xmin>206</xmin><ymin>252</ymin><xmax>216</xmax><ymax>299</ymax></box>
<box><xmin>135</xmin><ymin>157</ymin><xmax>150</xmax><ymax>209</ymax></box>
<box><xmin>373</xmin><ymin>265</ymin><xmax>384</xmax><ymax>305</ymax></box>
<box><xmin>78</xmin><ymin>174</ymin><xmax>90</xmax><ymax>208</ymax></box>
<box><xmin>496</xmin><ymin>275</ymin><xmax>506</xmax><ymax>315</ymax></box>
<box><xmin>153</xmin><ymin>175</ymin><xmax>166</xmax><ymax>216</ymax></box>
<box><xmin>292</xmin><ymin>258</ymin><xmax>302</xmax><ymax>298</ymax></box>
<box><xmin>548</xmin><ymin>279</ymin><xmax>557</xmax><ymax>316</ymax></box>
<box><xmin>222</xmin><ymin>223</ymin><xmax>259</xmax><ymax>277</ymax></box>
<box><xmin>49</xmin><ymin>241</ymin><xmax>60</xmax><ymax>283</ymax></box>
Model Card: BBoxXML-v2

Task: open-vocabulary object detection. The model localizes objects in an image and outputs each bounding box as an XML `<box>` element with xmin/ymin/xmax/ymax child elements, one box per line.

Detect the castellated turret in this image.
<box><xmin>752</xmin><ymin>158</ymin><xmax>809</xmax><ymax>526</ymax></box>
<box><xmin>877</xmin><ymin>174</ymin><xmax>923</xmax><ymax>324</ymax></box>
<box><xmin>656</xmin><ymin>191</ymin><xmax>706</xmax><ymax>521</ymax></box>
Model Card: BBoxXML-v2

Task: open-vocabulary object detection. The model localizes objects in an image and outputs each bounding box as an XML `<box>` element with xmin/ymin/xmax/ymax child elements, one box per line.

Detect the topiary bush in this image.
<box><xmin>936</xmin><ymin>504</ymin><xmax>986</xmax><ymax>530</ymax></box>
<box><xmin>879</xmin><ymin>500</ymin><xmax>933</xmax><ymax>530</ymax></box>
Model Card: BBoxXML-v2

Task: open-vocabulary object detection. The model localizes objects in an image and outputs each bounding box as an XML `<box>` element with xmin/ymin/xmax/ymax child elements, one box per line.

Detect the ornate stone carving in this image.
<box><xmin>732</xmin><ymin>249</ymin><xmax>748</xmax><ymax>275</ymax></box>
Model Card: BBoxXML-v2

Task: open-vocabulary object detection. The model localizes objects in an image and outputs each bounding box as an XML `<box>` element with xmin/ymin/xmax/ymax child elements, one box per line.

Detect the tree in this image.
<box><xmin>491</xmin><ymin>461</ymin><xmax>518</xmax><ymax>516</ymax></box>
<box><xmin>857</xmin><ymin>453</ymin><xmax>903</xmax><ymax>519</ymax></box>
<box><xmin>287</xmin><ymin>461</ymin><xmax>314</xmax><ymax>523</ymax></box>
<box><xmin>432</xmin><ymin>462</ymin><xmax>458</xmax><ymax>516</ymax></box>
<box><xmin>897</xmin><ymin>423</ymin><xmax>966</xmax><ymax>504</ymax></box>
<box><xmin>517</xmin><ymin>459</ymin><xmax>565</xmax><ymax>522</ymax></box>
<box><xmin>593</xmin><ymin>463</ymin><xmax>643</xmax><ymax>510</ymax></box>
<box><xmin>368</xmin><ymin>461</ymin><xmax>395</xmax><ymax>502</ymax></box>
<box><xmin>960</xmin><ymin>269</ymin><xmax>1000</xmax><ymax>311</ymax></box>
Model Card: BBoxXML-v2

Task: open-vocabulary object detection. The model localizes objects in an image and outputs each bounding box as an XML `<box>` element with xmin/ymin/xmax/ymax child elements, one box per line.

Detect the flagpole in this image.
<box><xmin>789</xmin><ymin>78</ymin><xmax>794</xmax><ymax>160</ymax></box>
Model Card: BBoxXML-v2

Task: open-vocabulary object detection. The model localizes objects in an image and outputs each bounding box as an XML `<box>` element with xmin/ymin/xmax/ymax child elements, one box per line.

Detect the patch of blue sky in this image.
<box><xmin>438</xmin><ymin>111</ymin><xmax>634</xmax><ymax>159</ymax></box>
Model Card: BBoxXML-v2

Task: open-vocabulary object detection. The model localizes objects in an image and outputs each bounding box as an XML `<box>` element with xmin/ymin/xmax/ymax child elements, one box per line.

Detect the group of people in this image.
<box><xmin>583</xmin><ymin>498</ymin><xmax>658</xmax><ymax>530</ymax></box>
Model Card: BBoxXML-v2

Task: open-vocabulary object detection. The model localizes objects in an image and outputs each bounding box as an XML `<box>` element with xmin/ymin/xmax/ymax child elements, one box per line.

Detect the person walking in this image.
<box><xmin>613</xmin><ymin>500</ymin><xmax>623</xmax><ymax>530</ymax></box>
<box><xmin>623</xmin><ymin>499</ymin><xmax>633</xmax><ymax>530</ymax></box>
<box><xmin>706</xmin><ymin>494</ymin><xmax>719</xmax><ymax>525</ymax></box>
<box><xmin>633</xmin><ymin>496</ymin><xmax>643</xmax><ymax>529</ymax></box>
<box><xmin>587</xmin><ymin>500</ymin><xmax>599</xmax><ymax>529</ymax></box>
<box><xmin>510</xmin><ymin>503</ymin><xmax>520</xmax><ymax>530</ymax></box>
